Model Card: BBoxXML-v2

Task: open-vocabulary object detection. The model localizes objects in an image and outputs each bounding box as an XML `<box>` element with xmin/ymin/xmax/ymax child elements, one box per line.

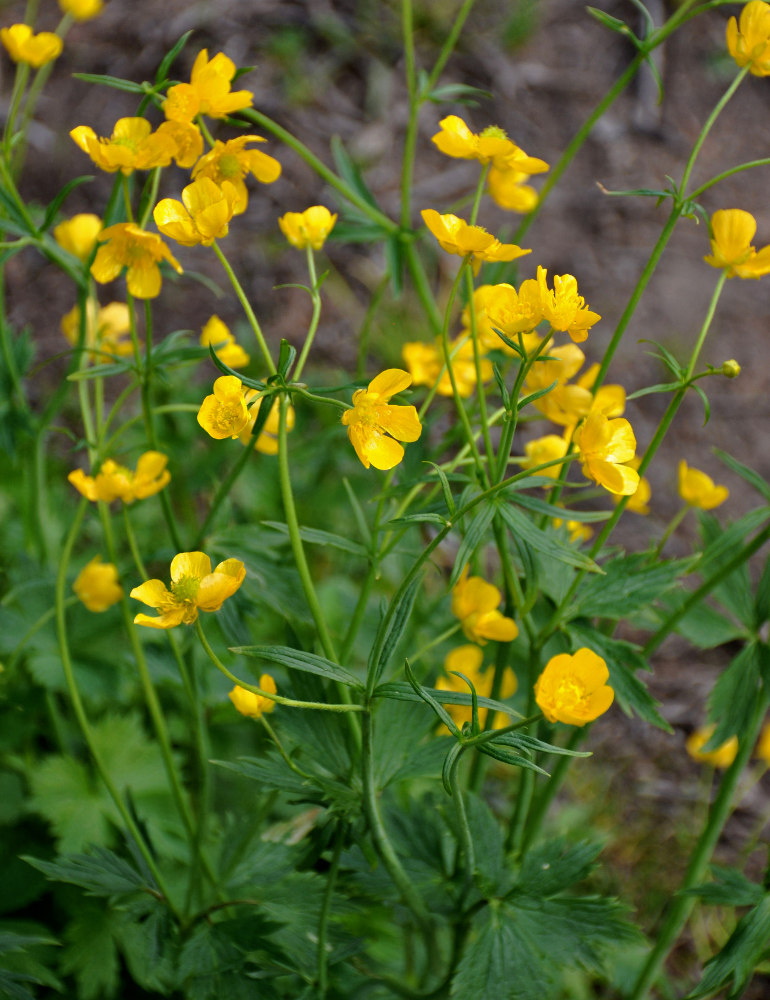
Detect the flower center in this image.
<box><xmin>218</xmin><ymin>153</ymin><xmax>240</xmax><ymax>179</ymax></box>
<box><xmin>480</xmin><ymin>125</ymin><xmax>507</xmax><ymax>140</ymax></box>
<box><xmin>171</xmin><ymin>575</ymin><xmax>200</xmax><ymax>604</ymax></box>
<box><xmin>554</xmin><ymin>674</ymin><xmax>587</xmax><ymax>711</ymax></box>
<box><xmin>212</xmin><ymin>400</ymin><xmax>246</xmax><ymax>434</ymax></box>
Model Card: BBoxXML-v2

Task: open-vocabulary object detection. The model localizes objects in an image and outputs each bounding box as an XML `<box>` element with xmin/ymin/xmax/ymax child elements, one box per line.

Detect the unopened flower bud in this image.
<box><xmin>722</xmin><ymin>359</ymin><xmax>741</xmax><ymax>378</ymax></box>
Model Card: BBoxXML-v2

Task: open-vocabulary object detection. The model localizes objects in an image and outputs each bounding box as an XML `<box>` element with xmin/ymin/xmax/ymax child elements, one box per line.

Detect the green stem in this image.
<box><xmin>261</xmin><ymin>715</ymin><xmax>314</xmax><ymax>779</ymax></box>
<box><xmin>405</xmin><ymin>239</ymin><xmax>444</xmax><ymax>336</ymax></box>
<box><xmin>679</xmin><ymin>65</ymin><xmax>749</xmax><ymax>195</ymax></box>
<box><xmin>212</xmin><ymin>241</ymin><xmax>276</xmax><ymax>374</ymax></box>
<box><xmin>448</xmin><ymin>752</ymin><xmax>475</xmax><ymax>889</ymax></box>
<box><xmin>193</xmin><ymin>432</ymin><xmax>260</xmax><ymax>548</ymax></box>
<box><xmin>688</xmin><ymin>157</ymin><xmax>770</xmax><ymax>201</ymax></box>
<box><xmin>292</xmin><ymin>246</ymin><xmax>322</xmax><ymax>382</ymax></box>
<box><xmin>518</xmin><ymin>727</ymin><xmax>585</xmax><ymax>855</ymax></box>
<box><xmin>652</xmin><ymin>505</ymin><xmax>689</xmax><ymax>560</ymax></box>
<box><xmin>316</xmin><ymin>823</ymin><xmax>345</xmax><ymax>997</ymax></box>
<box><xmin>7</xmin><ymin>599</ymin><xmax>77</xmax><ymax>671</ymax></box>
<box><xmin>400</xmin><ymin>0</ymin><xmax>418</xmax><ymax>230</ymax></box>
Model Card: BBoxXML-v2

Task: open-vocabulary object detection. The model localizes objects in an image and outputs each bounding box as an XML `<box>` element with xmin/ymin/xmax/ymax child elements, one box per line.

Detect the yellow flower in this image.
<box><xmin>229</xmin><ymin>677</ymin><xmax>277</xmax><ymax>718</ymax></box>
<box><xmin>154</xmin><ymin>177</ymin><xmax>239</xmax><ymax>247</ymax></box>
<box><xmin>200</xmin><ymin>315</ymin><xmax>249</xmax><ymax>368</ymax></box>
<box><xmin>197</xmin><ymin>375</ymin><xmax>250</xmax><ymax>439</ymax></box>
<box><xmin>163</xmin><ymin>49</ymin><xmax>254</xmax><ymax>123</ymax></box>
<box><xmin>341</xmin><ymin>369</ymin><xmax>422</xmax><ymax>470</ymax></box>
<box><xmin>435</xmin><ymin>645</ymin><xmax>517</xmax><ymax>731</ymax></box>
<box><xmin>573</xmin><ymin>411</ymin><xmax>639</xmax><ymax>496</ymax></box>
<box><xmin>1</xmin><ymin>24</ymin><xmax>62</xmax><ymax>67</ymax></box>
<box><xmin>522</xmin><ymin>434</ymin><xmax>569</xmax><ymax>480</ymax></box>
<box><xmin>61</xmin><ymin>300</ymin><xmax>132</xmax><ymax>361</ymax></box>
<box><xmin>91</xmin><ymin>223</ymin><xmax>183</xmax><ymax>299</ymax></box>
<box><xmin>557</xmin><ymin>519</ymin><xmax>593</xmax><ymax>545</ymax></box>
<box><xmin>70</xmin><ymin>118</ymin><xmax>176</xmax><ymax>175</ymax></box>
<box><xmin>478</xmin><ymin>280</ymin><xmax>544</xmax><ymax>345</ymax></box>
<box><xmin>703</xmin><ymin>209</ymin><xmax>770</xmax><ymax>278</ymax></box>
<box><xmin>525</xmin><ymin>342</ymin><xmax>594</xmax><ymax>426</ymax></box>
<box><xmin>131</xmin><ymin>551</ymin><xmax>245</xmax><ymax>629</ymax></box>
<box><xmin>421</xmin><ymin>209</ymin><xmax>531</xmax><ymax>272</ymax></box>
<box><xmin>237</xmin><ymin>394</ymin><xmax>295</xmax><ymax>455</ymax></box>
<box><xmin>614</xmin><ymin>458</ymin><xmax>651</xmax><ymax>515</ymax></box>
<box><xmin>53</xmin><ymin>214</ymin><xmax>102</xmax><ymax>262</ymax></box>
<box><xmin>279</xmin><ymin>206</ymin><xmax>337</xmax><ymax>250</ymax></box>
<box><xmin>755</xmin><ymin>722</ymin><xmax>770</xmax><ymax>765</ymax></box>
<box><xmin>402</xmin><ymin>337</ymin><xmax>491</xmax><ymax>398</ymax></box>
<box><xmin>488</xmin><ymin>167</ymin><xmax>540</xmax><ymax>213</ymax></box>
<box><xmin>58</xmin><ymin>0</ymin><xmax>103</xmax><ymax>20</ymax></box>
<box><xmin>155</xmin><ymin>120</ymin><xmax>204</xmax><ymax>169</ymax></box>
<box><xmin>192</xmin><ymin>135</ymin><xmax>281</xmax><ymax>215</ymax></box>
<box><xmin>535</xmin><ymin>648</ymin><xmax>614</xmax><ymax>726</ymax></box>
<box><xmin>537</xmin><ymin>265</ymin><xmax>600</xmax><ymax>343</ymax></box>
<box><xmin>677</xmin><ymin>460</ymin><xmax>728</xmax><ymax>510</ymax></box>
<box><xmin>68</xmin><ymin>451</ymin><xmax>170</xmax><ymax>504</ymax></box>
<box><xmin>431</xmin><ymin>116</ymin><xmax>549</xmax><ymax>173</ymax></box>
<box><xmin>451</xmin><ymin>568</ymin><xmax>518</xmax><ymax>645</ymax></box>
<box><xmin>686</xmin><ymin>726</ymin><xmax>739</xmax><ymax>768</ymax></box>
<box><xmin>73</xmin><ymin>556</ymin><xmax>122</xmax><ymax>612</ymax></box>
<box><xmin>726</xmin><ymin>0</ymin><xmax>770</xmax><ymax>75</ymax></box>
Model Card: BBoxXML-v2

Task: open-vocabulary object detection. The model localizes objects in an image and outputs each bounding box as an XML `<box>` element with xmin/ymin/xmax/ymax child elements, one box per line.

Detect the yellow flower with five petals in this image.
<box><xmin>91</xmin><ymin>223</ymin><xmax>182</xmax><ymax>299</ymax></box>
<box><xmin>537</xmin><ymin>265</ymin><xmax>600</xmax><ymax>343</ymax></box>
<box><xmin>341</xmin><ymin>369</ymin><xmax>422</xmax><ymax>470</ymax></box>
<box><xmin>1</xmin><ymin>24</ymin><xmax>62</xmax><ymax>67</ymax></box>
<box><xmin>704</xmin><ymin>209</ymin><xmax>770</xmax><ymax>278</ymax></box>
<box><xmin>192</xmin><ymin>135</ymin><xmax>281</xmax><ymax>215</ymax></box>
<box><xmin>163</xmin><ymin>50</ymin><xmax>254</xmax><ymax>123</ymax></box>
<box><xmin>131</xmin><ymin>552</ymin><xmax>245</xmax><ymax>629</ymax></box>
<box><xmin>451</xmin><ymin>568</ymin><xmax>518</xmax><ymax>645</ymax></box>
<box><xmin>68</xmin><ymin>451</ymin><xmax>170</xmax><ymax>504</ymax></box>
<box><xmin>726</xmin><ymin>0</ymin><xmax>770</xmax><ymax>76</ymax></box>
<box><xmin>197</xmin><ymin>376</ymin><xmax>251</xmax><ymax>439</ymax></box>
<box><xmin>73</xmin><ymin>557</ymin><xmax>122</xmax><ymax>612</ymax></box>
<box><xmin>279</xmin><ymin>206</ymin><xmax>337</xmax><ymax>250</ymax></box>
<box><xmin>535</xmin><ymin>648</ymin><xmax>614</xmax><ymax>726</ymax></box>
<box><xmin>154</xmin><ymin>177</ymin><xmax>239</xmax><ymax>247</ymax></box>
<box><xmin>573</xmin><ymin>411</ymin><xmax>639</xmax><ymax>496</ymax></box>
<box><xmin>421</xmin><ymin>209</ymin><xmax>530</xmax><ymax>273</ymax></box>
<box><xmin>677</xmin><ymin>460</ymin><xmax>728</xmax><ymax>510</ymax></box>
<box><xmin>70</xmin><ymin>118</ymin><xmax>176</xmax><ymax>175</ymax></box>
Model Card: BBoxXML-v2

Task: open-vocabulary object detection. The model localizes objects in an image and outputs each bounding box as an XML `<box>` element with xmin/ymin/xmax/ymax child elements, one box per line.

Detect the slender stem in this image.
<box><xmin>688</xmin><ymin>157</ymin><xmax>770</xmax><ymax>201</ymax></box>
<box><xmin>679</xmin><ymin>65</ymin><xmax>749</xmax><ymax>194</ymax></box>
<box><xmin>518</xmin><ymin>727</ymin><xmax>585</xmax><ymax>855</ymax></box>
<box><xmin>292</xmin><ymin>247</ymin><xmax>322</xmax><ymax>382</ymax></box>
<box><xmin>652</xmin><ymin>505</ymin><xmax>689</xmax><ymax>560</ymax></box>
<box><xmin>409</xmin><ymin>622</ymin><xmax>462</xmax><ymax>665</ymax></box>
<box><xmin>424</xmin><ymin>0</ymin><xmax>477</xmax><ymax>91</ymax></box>
<box><xmin>316</xmin><ymin>823</ymin><xmax>345</xmax><ymax>997</ymax></box>
<box><xmin>261</xmin><ymin>715</ymin><xmax>314</xmax><ymax>779</ymax></box>
<box><xmin>400</xmin><ymin>0</ymin><xmax>418</xmax><ymax>231</ymax></box>
<box><xmin>448</xmin><ymin>753</ymin><xmax>475</xmax><ymax>890</ymax></box>
<box><xmin>212</xmin><ymin>241</ymin><xmax>276</xmax><ymax>374</ymax></box>
<box><xmin>193</xmin><ymin>433</ymin><xmax>260</xmax><ymax>548</ymax></box>
<box><xmin>405</xmin><ymin>239</ymin><xmax>444</xmax><ymax>336</ymax></box>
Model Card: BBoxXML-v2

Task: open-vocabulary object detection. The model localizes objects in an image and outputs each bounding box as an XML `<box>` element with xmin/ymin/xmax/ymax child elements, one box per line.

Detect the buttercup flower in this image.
<box><xmin>614</xmin><ymin>459</ymin><xmax>651</xmax><ymax>515</ymax></box>
<box><xmin>402</xmin><ymin>337</ymin><xmax>491</xmax><ymax>398</ymax></box>
<box><xmin>573</xmin><ymin>411</ymin><xmax>639</xmax><ymax>496</ymax></box>
<box><xmin>341</xmin><ymin>369</ymin><xmax>422</xmax><ymax>470</ymax></box>
<box><xmin>435</xmin><ymin>645</ymin><xmax>517</xmax><ymax>731</ymax></box>
<box><xmin>525</xmin><ymin>342</ymin><xmax>594</xmax><ymax>426</ymax></box>
<box><xmin>61</xmin><ymin>300</ymin><xmax>132</xmax><ymax>361</ymax></box>
<box><xmin>535</xmin><ymin>648</ymin><xmax>614</xmax><ymax>726</ymax></box>
<box><xmin>537</xmin><ymin>265</ymin><xmax>600</xmax><ymax>343</ymax></box>
<box><xmin>192</xmin><ymin>135</ymin><xmax>281</xmax><ymax>215</ymax></box>
<box><xmin>197</xmin><ymin>376</ymin><xmax>250</xmax><ymax>439</ymax></box>
<box><xmin>73</xmin><ymin>556</ymin><xmax>122</xmax><ymax>612</ymax></box>
<box><xmin>69</xmin><ymin>451</ymin><xmax>170</xmax><ymax>504</ymax></box>
<box><xmin>58</xmin><ymin>0</ymin><xmax>103</xmax><ymax>20</ymax></box>
<box><xmin>1</xmin><ymin>25</ymin><xmax>62</xmax><ymax>67</ymax></box>
<box><xmin>91</xmin><ymin>223</ymin><xmax>183</xmax><ymax>299</ymax></box>
<box><xmin>451</xmin><ymin>568</ymin><xmax>518</xmax><ymax>645</ymax></box>
<box><xmin>154</xmin><ymin>177</ymin><xmax>238</xmax><ymax>246</ymax></box>
<box><xmin>155</xmin><ymin>120</ymin><xmax>204</xmax><ymax>169</ymax></box>
<box><xmin>279</xmin><ymin>206</ymin><xmax>337</xmax><ymax>250</ymax></box>
<box><xmin>421</xmin><ymin>209</ymin><xmax>530</xmax><ymax>272</ymax></box>
<box><xmin>71</xmin><ymin>118</ymin><xmax>176</xmax><ymax>175</ymax></box>
<box><xmin>553</xmin><ymin>517</ymin><xmax>593</xmax><ymax>545</ymax></box>
<box><xmin>131</xmin><ymin>551</ymin><xmax>245</xmax><ymax>629</ymax></box>
<box><xmin>726</xmin><ymin>0</ymin><xmax>770</xmax><ymax>76</ymax></box>
<box><xmin>238</xmin><ymin>394</ymin><xmax>295</xmax><ymax>455</ymax></box>
<box><xmin>481</xmin><ymin>280</ymin><xmax>544</xmax><ymax>345</ymax></box>
<box><xmin>200</xmin><ymin>315</ymin><xmax>249</xmax><ymax>368</ymax></box>
<box><xmin>703</xmin><ymin>209</ymin><xmax>770</xmax><ymax>278</ymax></box>
<box><xmin>163</xmin><ymin>50</ymin><xmax>254</xmax><ymax>123</ymax></box>
<box><xmin>522</xmin><ymin>434</ymin><xmax>569</xmax><ymax>480</ymax></box>
<box><xmin>229</xmin><ymin>678</ymin><xmax>277</xmax><ymax>718</ymax></box>
<box><xmin>677</xmin><ymin>460</ymin><xmax>728</xmax><ymax>510</ymax></box>
<box><xmin>686</xmin><ymin>726</ymin><xmax>738</xmax><ymax>768</ymax></box>
<box><xmin>431</xmin><ymin>116</ymin><xmax>548</xmax><ymax>172</ymax></box>
<box><xmin>488</xmin><ymin>167</ymin><xmax>539</xmax><ymax>213</ymax></box>
<box><xmin>53</xmin><ymin>214</ymin><xmax>102</xmax><ymax>262</ymax></box>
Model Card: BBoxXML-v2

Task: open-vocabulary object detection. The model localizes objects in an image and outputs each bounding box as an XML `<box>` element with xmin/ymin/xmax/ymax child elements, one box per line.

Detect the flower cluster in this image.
<box><xmin>69</xmin><ymin>452</ymin><xmax>170</xmax><ymax>503</ymax></box>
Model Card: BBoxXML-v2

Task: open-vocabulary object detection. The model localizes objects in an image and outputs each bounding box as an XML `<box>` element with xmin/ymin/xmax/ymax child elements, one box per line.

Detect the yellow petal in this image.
<box><xmin>130</xmin><ymin>579</ymin><xmax>173</xmax><ymax>609</ymax></box>
<box><xmin>378</xmin><ymin>403</ymin><xmax>422</xmax><ymax>443</ymax></box>
<box><xmin>171</xmin><ymin>552</ymin><xmax>211</xmax><ymax>584</ymax></box>
<box><xmin>367</xmin><ymin>368</ymin><xmax>412</xmax><ymax>399</ymax></box>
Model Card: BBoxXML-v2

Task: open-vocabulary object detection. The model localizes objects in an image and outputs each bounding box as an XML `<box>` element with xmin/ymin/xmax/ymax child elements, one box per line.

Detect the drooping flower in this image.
<box><xmin>677</xmin><ymin>460</ymin><xmax>728</xmax><ymax>510</ymax></box>
<box><xmin>53</xmin><ymin>214</ymin><xmax>102</xmax><ymax>262</ymax></box>
<box><xmin>341</xmin><ymin>369</ymin><xmax>422</xmax><ymax>470</ymax></box>
<box><xmin>237</xmin><ymin>393</ymin><xmax>295</xmax><ymax>455</ymax></box>
<box><xmin>726</xmin><ymin>0</ymin><xmax>770</xmax><ymax>76</ymax></box>
<box><xmin>686</xmin><ymin>726</ymin><xmax>739</xmax><ymax>768</ymax></box>
<box><xmin>229</xmin><ymin>677</ymin><xmax>277</xmax><ymax>718</ymax></box>
<box><xmin>451</xmin><ymin>568</ymin><xmax>518</xmax><ymax>645</ymax></box>
<box><xmin>197</xmin><ymin>375</ymin><xmax>251</xmax><ymax>439</ymax></box>
<box><xmin>200</xmin><ymin>315</ymin><xmax>249</xmax><ymax>368</ymax></box>
<box><xmin>1</xmin><ymin>24</ymin><xmax>63</xmax><ymax>67</ymax></box>
<box><xmin>703</xmin><ymin>209</ymin><xmax>770</xmax><ymax>278</ymax></box>
<box><xmin>154</xmin><ymin>177</ymin><xmax>238</xmax><ymax>246</ymax></box>
<box><xmin>131</xmin><ymin>551</ymin><xmax>245</xmax><ymax>629</ymax></box>
<box><xmin>58</xmin><ymin>0</ymin><xmax>103</xmax><ymax>20</ymax></box>
<box><xmin>192</xmin><ymin>135</ymin><xmax>281</xmax><ymax>215</ymax></box>
<box><xmin>279</xmin><ymin>206</ymin><xmax>337</xmax><ymax>250</ymax></box>
<box><xmin>534</xmin><ymin>648</ymin><xmax>614</xmax><ymax>726</ymax></box>
<box><xmin>61</xmin><ymin>300</ymin><xmax>132</xmax><ymax>361</ymax></box>
<box><xmin>70</xmin><ymin>118</ymin><xmax>176</xmax><ymax>175</ymax></box>
<box><xmin>435</xmin><ymin>645</ymin><xmax>517</xmax><ymax>731</ymax></box>
<box><xmin>573</xmin><ymin>411</ymin><xmax>639</xmax><ymax>496</ymax></box>
<box><xmin>421</xmin><ymin>209</ymin><xmax>530</xmax><ymax>272</ymax></box>
<box><xmin>69</xmin><ymin>451</ymin><xmax>170</xmax><ymax>504</ymax></box>
<box><xmin>91</xmin><ymin>223</ymin><xmax>183</xmax><ymax>299</ymax></box>
<box><xmin>537</xmin><ymin>265</ymin><xmax>600</xmax><ymax>343</ymax></box>
<box><xmin>73</xmin><ymin>556</ymin><xmax>122</xmax><ymax>612</ymax></box>
<box><xmin>163</xmin><ymin>50</ymin><xmax>254</xmax><ymax>123</ymax></box>
<box><xmin>522</xmin><ymin>434</ymin><xmax>569</xmax><ymax>480</ymax></box>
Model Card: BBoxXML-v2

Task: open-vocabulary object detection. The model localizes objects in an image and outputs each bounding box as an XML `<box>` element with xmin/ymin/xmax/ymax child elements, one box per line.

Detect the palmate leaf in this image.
<box><xmin>23</xmin><ymin>845</ymin><xmax>152</xmax><ymax>896</ymax></box>
<box><xmin>569</xmin><ymin>553</ymin><xmax>694</xmax><ymax>621</ymax></box>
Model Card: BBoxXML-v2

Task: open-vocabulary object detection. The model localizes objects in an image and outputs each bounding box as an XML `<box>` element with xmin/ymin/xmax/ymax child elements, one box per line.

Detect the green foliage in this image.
<box><xmin>684</xmin><ymin>895</ymin><xmax>770</xmax><ymax>999</ymax></box>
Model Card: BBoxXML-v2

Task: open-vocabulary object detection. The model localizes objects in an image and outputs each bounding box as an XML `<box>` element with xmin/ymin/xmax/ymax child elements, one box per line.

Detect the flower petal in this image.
<box><xmin>170</xmin><ymin>552</ymin><xmax>211</xmax><ymax>583</ymax></box>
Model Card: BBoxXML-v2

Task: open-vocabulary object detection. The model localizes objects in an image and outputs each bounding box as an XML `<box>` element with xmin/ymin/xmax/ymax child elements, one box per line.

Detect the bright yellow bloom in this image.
<box><xmin>703</xmin><ymin>209</ymin><xmax>770</xmax><ymax>278</ymax></box>
<box><xmin>537</xmin><ymin>265</ymin><xmax>600</xmax><ymax>343</ymax></box>
<box><xmin>677</xmin><ymin>460</ymin><xmax>728</xmax><ymax>510</ymax></box>
<box><xmin>70</xmin><ymin>118</ymin><xmax>176</xmax><ymax>175</ymax></box>
<box><xmin>91</xmin><ymin>223</ymin><xmax>182</xmax><ymax>299</ymax></box>
<box><xmin>1</xmin><ymin>24</ymin><xmax>62</xmax><ymax>67</ymax></box>
<box><xmin>451</xmin><ymin>568</ymin><xmax>518</xmax><ymax>645</ymax></box>
<box><xmin>58</xmin><ymin>0</ymin><xmax>103</xmax><ymax>20</ymax></box>
<box><xmin>488</xmin><ymin>167</ymin><xmax>540</xmax><ymax>213</ymax></box>
<box><xmin>197</xmin><ymin>375</ymin><xmax>250</xmax><ymax>439</ymax></box>
<box><xmin>68</xmin><ymin>451</ymin><xmax>170</xmax><ymax>504</ymax></box>
<box><xmin>421</xmin><ymin>209</ymin><xmax>531</xmax><ymax>272</ymax></box>
<box><xmin>613</xmin><ymin>459</ymin><xmax>651</xmax><ymax>515</ymax></box>
<box><xmin>61</xmin><ymin>300</ymin><xmax>132</xmax><ymax>361</ymax></box>
<box><xmin>481</xmin><ymin>280</ymin><xmax>544</xmax><ymax>344</ymax></box>
<box><xmin>341</xmin><ymin>369</ymin><xmax>422</xmax><ymax>470</ymax></box>
<box><xmin>431</xmin><ymin>116</ymin><xmax>549</xmax><ymax>173</ymax></box>
<box><xmin>435</xmin><ymin>645</ymin><xmax>517</xmax><ymax>731</ymax></box>
<box><xmin>525</xmin><ymin>342</ymin><xmax>593</xmax><ymax>426</ymax></box>
<box><xmin>53</xmin><ymin>214</ymin><xmax>102</xmax><ymax>262</ymax></box>
<box><xmin>238</xmin><ymin>393</ymin><xmax>295</xmax><ymax>455</ymax></box>
<box><xmin>192</xmin><ymin>135</ymin><xmax>281</xmax><ymax>215</ymax></box>
<box><xmin>535</xmin><ymin>648</ymin><xmax>614</xmax><ymax>726</ymax></box>
<box><xmin>229</xmin><ymin>677</ymin><xmax>277</xmax><ymax>718</ymax></box>
<box><xmin>573</xmin><ymin>412</ymin><xmax>639</xmax><ymax>496</ymax></box>
<box><xmin>279</xmin><ymin>206</ymin><xmax>337</xmax><ymax>250</ymax></box>
<box><xmin>755</xmin><ymin>722</ymin><xmax>770</xmax><ymax>765</ymax></box>
<box><xmin>686</xmin><ymin>726</ymin><xmax>739</xmax><ymax>768</ymax></box>
<box><xmin>154</xmin><ymin>177</ymin><xmax>238</xmax><ymax>247</ymax></box>
<box><xmin>155</xmin><ymin>120</ymin><xmax>204</xmax><ymax>169</ymax></box>
<box><xmin>522</xmin><ymin>434</ymin><xmax>569</xmax><ymax>480</ymax></box>
<box><xmin>200</xmin><ymin>315</ymin><xmax>249</xmax><ymax>368</ymax></box>
<box><xmin>402</xmin><ymin>337</ymin><xmax>491</xmax><ymax>398</ymax></box>
<box><xmin>554</xmin><ymin>518</ymin><xmax>593</xmax><ymax>544</ymax></box>
<box><xmin>73</xmin><ymin>556</ymin><xmax>122</xmax><ymax>612</ymax></box>
<box><xmin>131</xmin><ymin>551</ymin><xmax>245</xmax><ymax>629</ymax></box>
<box><xmin>726</xmin><ymin>0</ymin><xmax>770</xmax><ymax>75</ymax></box>
<box><xmin>163</xmin><ymin>49</ymin><xmax>254</xmax><ymax>123</ymax></box>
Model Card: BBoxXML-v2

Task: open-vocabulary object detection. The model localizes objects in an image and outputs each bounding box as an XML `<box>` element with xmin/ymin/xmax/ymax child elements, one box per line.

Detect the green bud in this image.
<box><xmin>721</xmin><ymin>359</ymin><xmax>740</xmax><ymax>378</ymax></box>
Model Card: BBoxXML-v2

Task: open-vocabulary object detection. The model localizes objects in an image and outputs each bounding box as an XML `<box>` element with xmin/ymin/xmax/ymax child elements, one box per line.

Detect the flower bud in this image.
<box><xmin>722</xmin><ymin>359</ymin><xmax>741</xmax><ymax>378</ymax></box>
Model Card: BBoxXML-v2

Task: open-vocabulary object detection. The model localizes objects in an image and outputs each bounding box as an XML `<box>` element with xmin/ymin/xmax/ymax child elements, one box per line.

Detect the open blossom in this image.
<box><xmin>279</xmin><ymin>206</ymin><xmax>337</xmax><ymax>250</ymax></box>
<box><xmin>1</xmin><ymin>24</ymin><xmax>62</xmax><ymax>67</ymax></box>
<box><xmin>488</xmin><ymin>167</ymin><xmax>539</xmax><ymax>214</ymax></box>
<box><xmin>481</xmin><ymin>280</ymin><xmax>543</xmax><ymax>344</ymax></box>
<box><xmin>192</xmin><ymin>135</ymin><xmax>281</xmax><ymax>215</ymax></box>
<box><xmin>69</xmin><ymin>451</ymin><xmax>170</xmax><ymax>504</ymax></box>
<box><xmin>435</xmin><ymin>645</ymin><xmax>517</xmax><ymax>731</ymax></box>
<box><xmin>451</xmin><ymin>568</ymin><xmax>518</xmax><ymax>645</ymax></box>
<box><xmin>197</xmin><ymin>376</ymin><xmax>250</xmax><ymax>439</ymax></box>
<box><xmin>573</xmin><ymin>411</ymin><xmax>639</xmax><ymax>496</ymax></box>
<box><xmin>341</xmin><ymin>369</ymin><xmax>421</xmax><ymax>470</ymax></box>
<box><xmin>61</xmin><ymin>300</ymin><xmax>132</xmax><ymax>361</ymax></box>
<box><xmin>154</xmin><ymin>177</ymin><xmax>238</xmax><ymax>246</ymax></box>
<box><xmin>163</xmin><ymin>50</ymin><xmax>254</xmax><ymax>123</ymax></box>
<box><xmin>200</xmin><ymin>315</ymin><xmax>249</xmax><ymax>368</ymax></box>
<box><xmin>91</xmin><ymin>223</ymin><xmax>182</xmax><ymax>299</ymax></box>
<box><xmin>677</xmin><ymin>460</ymin><xmax>728</xmax><ymax>510</ymax></box>
<box><xmin>431</xmin><ymin>116</ymin><xmax>548</xmax><ymax>174</ymax></box>
<box><xmin>421</xmin><ymin>209</ymin><xmax>530</xmax><ymax>272</ymax></box>
<box><xmin>229</xmin><ymin>678</ymin><xmax>277</xmax><ymax>718</ymax></box>
<box><xmin>686</xmin><ymin>726</ymin><xmax>738</xmax><ymax>768</ymax></box>
<box><xmin>73</xmin><ymin>557</ymin><xmax>122</xmax><ymax>612</ymax></box>
<box><xmin>53</xmin><ymin>214</ymin><xmax>102</xmax><ymax>262</ymax></box>
<box><xmin>537</xmin><ymin>265</ymin><xmax>600</xmax><ymax>343</ymax></box>
<box><xmin>535</xmin><ymin>648</ymin><xmax>614</xmax><ymax>726</ymax></box>
<box><xmin>703</xmin><ymin>209</ymin><xmax>770</xmax><ymax>278</ymax></box>
<box><xmin>131</xmin><ymin>552</ymin><xmax>245</xmax><ymax>629</ymax></box>
<box><xmin>155</xmin><ymin>120</ymin><xmax>204</xmax><ymax>169</ymax></box>
<box><xmin>71</xmin><ymin>118</ymin><xmax>176</xmax><ymax>175</ymax></box>
<box><xmin>726</xmin><ymin>0</ymin><xmax>770</xmax><ymax>75</ymax></box>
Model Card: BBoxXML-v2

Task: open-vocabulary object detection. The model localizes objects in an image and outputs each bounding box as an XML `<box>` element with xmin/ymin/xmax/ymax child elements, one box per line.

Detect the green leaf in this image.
<box><xmin>698</xmin><ymin>509</ymin><xmax>762</xmax><ymax>627</ymax></box>
<box><xmin>330</xmin><ymin>135</ymin><xmax>379</xmax><ymax>209</ymax></box>
<box><xmin>425</xmin><ymin>82</ymin><xmax>492</xmax><ymax>105</ymax></box>
<box><xmin>41</xmin><ymin>175</ymin><xmax>95</xmax><ymax>233</ymax></box>
<box><xmin>653</xmin><ymin>593</ymin><xmax>747</xmax><ymax>649</ymax></box>
<box><xmin>441</xmin><ymin>741</ymin><xmax>466</xmax><ymax>795</ymax></box>
<box><xmin>261</xmin><ymin>520</ymin><xmax>368</xmax><ymax>557</ymax></box>
<box><xmin>511</xmin><ymin>493</ymin><xmax>610</xmax><ymax>522</ymax></box>
<box><xmin>450</xmin><ymin>503</ymin><xmax>496</xmax><ymax>587</ymax></box>
<box><xmin>755</xmin><ymin>554</ymin><xmax>770</xmax><ymax>627</ymax></box>
<box><xmin>497</xmin><ymin>502</ymin><xmax>602</xmax><ymax>574</ymax></box>
<box><xmin>706</xmin><ymin>642</ymin><xmax>761</xmax><ymax>748</ymax></box>
<box><xmin>403</xmin><ymin>658</ymin><xmax>461</xmax><ymax>737</ymax></box>
<box><xmin>72</xmin><ymin>72</ymin><xmax>147</xmax><ymax>93</ymax></box>
<box><xmin>60</xmin><ymin>903</ymin><xmax>120</xmax><ymax>1000</ymax></box>
<box><xmin>385</xmin><ymin>233</ymin><xmax>405</xmax><ymax>296</ymax></box>
<box><xmin>212</xmin><ymin>756</ymin><xmax>315</xmax><ymax>796</ymax></box>
<box><xmin>686</xmin><ymin>865</ymin><xmax>765</xmax><ymax>908</ymax></box>
<box><xmin>478</xmin><ymin>742</ymin><xmax>550</xmax><ymax>776</ymax></box>
<box><xmin>517</xmin><ymin>838</ymin><xmax>602</xmax><ymax>896</ymax></box>
<box><xmin>714</xmin><ymin>448</ymin><xmax>770</xmax><ymax>503</ymax></box>
<box><xmin>586</xmin><ymin>7</ymin><xmax>631</xmax><ymax>33</ymax></box>
<box><xmin>375</xmin><ymin>680</ymin><xmax>515</xmax><ymax>721</ymax></box>
<box><xmin>277</xmin><ymin>338</ymin><xmax>296</xmax><ymax>379</ymax></box>
<box><xmin>156</xmin><ymin>30</ymin><xmax>194</xmax><ymax>84</ymax></box>
<box><xmin>684</xmin><ymin>895</ymin><xmax>770</xmax><ymax>999</ymax></box>
<box><xmin>367</xmin><ymin>574</ymin><xmax>422</xmax><ymax>689</ymax></box>
<box><xmin>23</xmin><ymin>846</ymin><xmax>151</xmax><ymax>896</ymax></box>
<box><xmin>178</xmin><ymin>915</ymin><xmax>284</xmax><ymax>1000</ymax></box>
<box><xmin>228</xmin><ymin>643</ymin><xmax>364</xmax><ymax>688</ymax></box>
<box><xmin>570</xmin><ymin>553</ymin><xmax>691</xmax><ymax>620</ymax></box>
<box><xmin>67</xmin><ymin>360</ymin><xmax>136</xmax><ymax>381</ymax></box>
<box><xmin>388</xmin><ymin>512</ymin><xmax>450</xmax><ymax>527</ymax></box>
<box><xmin>426</xmin><ymin>462</ymin><xmax>456</xmax><ymax>517</ymax></box>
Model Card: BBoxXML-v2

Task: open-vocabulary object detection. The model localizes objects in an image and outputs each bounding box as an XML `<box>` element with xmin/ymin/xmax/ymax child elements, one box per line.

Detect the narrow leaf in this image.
<box><xmin>229</xmin><ymin>644</ymin><xmax>364</xmax><ymax>689</ymax></box>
